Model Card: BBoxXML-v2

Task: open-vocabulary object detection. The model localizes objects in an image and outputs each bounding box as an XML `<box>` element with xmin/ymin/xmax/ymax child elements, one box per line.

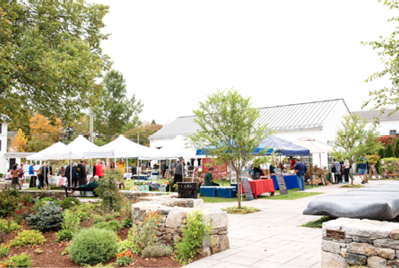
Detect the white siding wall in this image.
<box><xmin>149</xmin><ymin>137</ymin><xmax>175</xmax><ymax>150</ymax></box>
<box><xmin>322</xmin><ymin>100</ymin><xmax>350</xmax><ymax>145</ymax></box>
<box><xmin>0</xmin><ymin>123</ymin><xmax>8</xmax><ymax>174</ymax></box>
<box><xmin>366</xmin><ymin>120</ymin><xmax>399</xmax><ymax>136</ymax></box>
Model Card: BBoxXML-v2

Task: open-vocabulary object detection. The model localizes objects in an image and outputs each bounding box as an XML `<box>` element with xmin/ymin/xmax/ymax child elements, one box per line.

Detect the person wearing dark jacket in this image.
<box><xmin>38</xmin><ymin>163</ymin><xmax>49</xmax><ymax>190</ymax></box>
<box><xmin>72</xmin><ymin>163</ymin><xmax>78</xmax><ymax>187</ymax></box>
<box><xmin>77</xmin><ymin>161</ymin><xmax>87</xmax><ymax>186</ymax></box>
<box><xmin>64</xmin><ymin>163</ymin><xmax>73</xmax><ymax>187</ymax></box>
<box><xmin>78</xmin><ymin>176</ymin><xmax>99</xmax><ymax>197</ymax></box>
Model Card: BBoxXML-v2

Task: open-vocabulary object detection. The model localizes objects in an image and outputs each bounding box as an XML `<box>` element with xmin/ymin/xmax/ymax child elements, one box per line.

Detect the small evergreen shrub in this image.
<box><xmin>386</xmin><ymin>144</ymin><xmax>394</xmax><ymax>158</ymax></box>
<box><xmin>60</xmin><ymin>197</ymin><xmax>80</xmax><ymax>210</ymax></box>
<box><xmin>142</xmin><ymin>244</ymin><xmax>173</xmax><ymax>258</ymax></box>
<box><xmin>112</xmin><ymin>212</ymin><xmax>121</xmax><ymax>218</ymax></box>
<box><xmin>94</xmin><ymin>220</ymin><xmax>122</xmax><ymax>232</ymax></box>
<box><xmin>0</xmin><ymin>219</ymin><xmax>21</xmax><ymax>234</ymax></box>
<box><xmin>27</xmin><ymin>203</ymin><xmax>64</xmax><ymax>232</ymax></box>
<box><xmin>104</xmin><ymin>214</ymin><xmax>113</xmax><ymax>221</ymax></box>
<box><xmin>95</xmin><ymin>170</ymin><xmax>124</xmax><ymax>210</ymax></box>
<box><xmin>69</xmin><ymin>227</ymin><xmax>118</xmax><ymax>265</ymax></box>
<box><xmin>9</xmin><ymin>230</ymin><xmax>46</xmax><ymax>246</ymax></box>
<box><xmin>3</xmin><ymin>253</ymin><xmax>32</xmax><ymax>267</ymax></box>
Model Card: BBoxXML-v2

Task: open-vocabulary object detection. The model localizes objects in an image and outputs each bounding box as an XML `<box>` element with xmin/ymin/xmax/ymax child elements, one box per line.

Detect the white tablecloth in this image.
<box><xmin>48</xmin><ymin>176</ymin><xmax>65</xmax><ymax>186</ymax></box>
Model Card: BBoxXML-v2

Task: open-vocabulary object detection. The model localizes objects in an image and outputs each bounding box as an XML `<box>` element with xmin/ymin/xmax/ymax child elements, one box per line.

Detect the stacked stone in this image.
<box><xmin>322</xmin><ymin>218</ymin><xmax>399</xmax><ymax>267</ymax></box>
<box><xmin>121</xmin><ymin>191</ymin><xmax>165</xmax><ymax>201</ymax></box>
<box><xmin>132</xmin><ymin>197</ymin><xmax>230</xmax><ymax>257</ymax></box>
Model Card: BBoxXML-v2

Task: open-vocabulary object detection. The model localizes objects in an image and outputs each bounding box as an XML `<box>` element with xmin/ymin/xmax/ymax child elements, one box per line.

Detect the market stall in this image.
<box><xmin>270</xmin><ymin>175</ymin><xmax>298</xmax><ymax>190</ymax></box>
<box><xmin>239</xmin><ymin>179</ymin><xmax>275</xmax><ymax>198</ymax></box>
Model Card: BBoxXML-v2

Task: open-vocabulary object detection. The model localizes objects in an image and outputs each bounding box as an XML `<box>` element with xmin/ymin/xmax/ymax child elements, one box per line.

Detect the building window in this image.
<box><xmin>390</xmin><ymin>130</ymin><xmax>397</xmax><ymax>135</ymax></box>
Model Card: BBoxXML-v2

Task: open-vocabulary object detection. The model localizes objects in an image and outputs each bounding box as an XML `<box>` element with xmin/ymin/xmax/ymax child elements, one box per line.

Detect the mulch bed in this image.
<box><xmin>1</xmin><ymin>216</ymin><xmax>203</xmax><ymax>267</ymax></box>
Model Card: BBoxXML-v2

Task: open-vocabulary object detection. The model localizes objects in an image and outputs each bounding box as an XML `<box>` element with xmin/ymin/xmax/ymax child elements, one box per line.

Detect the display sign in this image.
<box><xmin>326</xmin><ymin>229</ymin><xmax>345</xmax><ymax>240</ymax></box>
<box><xmin>372</xmin><ymin>165</ymin><xmax>378</xmax><ymax>179</ymax></box>
<box><xmin>201</xmin><ymin>158</ymin><xmax>228</xmax><ymax>178</ymax></box>
<box><xmin>137</xmin><ymin>185</ymin><xmax>150</xmax><ymax>192</ymax></box>
<box><xmin>240</xmin><ymin>171</ymin><xmax>254</xmax><ymax>201</ymax></box>
<box><xmin>275</xmin><ymin>168</ymin><xmax>288</xmax><ymax>195</ymax></box>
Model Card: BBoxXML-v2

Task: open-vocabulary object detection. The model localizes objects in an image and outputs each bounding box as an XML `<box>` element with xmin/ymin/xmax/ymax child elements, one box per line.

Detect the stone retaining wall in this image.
<box><xmin>322</xmin><ymin>218</ymin><xmax>399</xmax><ymax>267</ymax></box>
<box><xmin>19</xmin><ymin>190</ymin><xmax>66</xmax><ymax>200</ymax></box>
<box><xmin>132</xmin><ymin>197</ymin><xmax>230</xmax><ymax>257</ymax></box>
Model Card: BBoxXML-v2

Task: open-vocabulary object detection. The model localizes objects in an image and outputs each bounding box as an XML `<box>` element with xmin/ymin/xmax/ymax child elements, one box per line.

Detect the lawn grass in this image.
<box><xmin>339</xmin><ymin>184</ymin><xmax>364</xmax><ymax>188</ymax></box>
<box><xmin>301</xmin><ymin>216</ymin><xmax>331</xmax><ymax>228</ymax></box>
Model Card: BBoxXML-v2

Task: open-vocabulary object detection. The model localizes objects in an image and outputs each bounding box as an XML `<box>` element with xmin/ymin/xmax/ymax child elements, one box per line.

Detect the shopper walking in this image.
<box><xmin>333</xmin><ymin>159</ymin><xmax>342</xmax><ymax>184</ymax></box>
<box><xmin>72</xmin><ymin>163</ymin><xmax>78</xmax><ymax>187</ymax></box>
<box><xmin>289</xmin><ymin>156</ymin><xmax>296</xmax><ymax>170</ymax></box>
<box><xmin>173</xmin><ymin>158</ymin><xmax>184</xmax><ymax>191</ymax></box>
<box><xmin>65</xmin><ymin>163</ymin><xmax>73</xmax><ymax>187</ymax></box>
<box><xmin>77</xmin><ymin>161</ymin><xmax>87</xmax><ymax>186</ymax></box>
<box><xmin>19</xmin><ymin>163</ymin><xmax>25</xmax><ymax>188</ymax></box>
<box><xmin>38</xmin><ymin>163</ymin><xmax>49</xmax><ymax>190</ymax></box>
<box><xmin>294</xmin><ymin>158</ymin><xmax>307</xmax><ymax>191</ymax></box>
<box><xmin>344</xmin><ymin>160</ymin><xmax>351</xmax><ymax>184</ymax></box>
<box><xmin>93</xmin><ymin>160</ymin><xmax>104</xmax><ymax>178</ymax></box>
<box><xmin>358</xmin><ymin>155</ymin><xmax>369</xmax><ymax>184</ymax></box>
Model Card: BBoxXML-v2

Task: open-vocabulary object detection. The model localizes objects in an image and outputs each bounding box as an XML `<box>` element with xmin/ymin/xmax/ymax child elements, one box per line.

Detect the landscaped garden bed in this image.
<box><xmin>0</xmin><ymin>171</ymin><xmax>214</xmax><ymax>267</ymax></box>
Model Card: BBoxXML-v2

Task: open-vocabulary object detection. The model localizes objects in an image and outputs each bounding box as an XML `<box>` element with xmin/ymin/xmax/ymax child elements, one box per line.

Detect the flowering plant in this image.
<box><xmin>116</xmin><ymin>250</ymin><xmax>134</xmax><ymax>266</ymax></box>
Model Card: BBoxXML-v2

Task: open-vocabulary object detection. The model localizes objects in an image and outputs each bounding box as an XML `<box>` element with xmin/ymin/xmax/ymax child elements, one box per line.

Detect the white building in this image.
<box><xmin>0</xmin><ymin>121</ymin><xmax>8</xmax><ymax>175</ymax></box>
<box><xmin>149</xmin><ymin>98</ymin><xmax>350</xmax><ymax>168</ymax></box>
<box><xmin>352</xmin><ymin>109</ymin><xmax>399</xmax><ymax>136</ymax></box>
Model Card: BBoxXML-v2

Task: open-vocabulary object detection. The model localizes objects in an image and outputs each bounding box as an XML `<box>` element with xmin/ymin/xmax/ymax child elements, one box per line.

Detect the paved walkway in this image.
<box><xmin>186</xmin><ymin>177</ymin><xmax>388</xmax><ymax>268</ymax></box>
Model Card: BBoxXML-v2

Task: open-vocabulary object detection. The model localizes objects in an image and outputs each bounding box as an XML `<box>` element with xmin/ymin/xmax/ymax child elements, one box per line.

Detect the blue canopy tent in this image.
<box><xmin>254</xmin><ymin>136</ymin><xmax>310</xmax><ymax>156</ymax></box>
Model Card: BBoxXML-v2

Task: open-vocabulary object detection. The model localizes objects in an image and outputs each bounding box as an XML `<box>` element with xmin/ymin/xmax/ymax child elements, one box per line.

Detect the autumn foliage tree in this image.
<box><xmin>26</xmin><ymin>114</ymin><xmax>63</xmax><ymax>152</ymax></box>
<box><xmin>10</xmin><ymin>129</ymin><xmax>28</xmax><ymax>152</ymax></box>
<box><xmin>124</xmin><ymin>122</ymin><xmax>162</xmax><ymax>146</ymax></box>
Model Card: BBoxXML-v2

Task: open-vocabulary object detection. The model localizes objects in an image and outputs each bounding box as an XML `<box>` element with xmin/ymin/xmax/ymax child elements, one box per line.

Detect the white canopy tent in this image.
<box><xmin>57</xmin><ymin>135</ymin><xmax>99</xmax><ymax>159</ymax></box>
<box><xmin>292</xmin><ymin>137</ymin><xmax>334</xmax><ymax>170</ymax></box>
<box><xmin>27</xmin><ymin>142</ymin><xmax>68</xmax><ymax>160</ymax></box>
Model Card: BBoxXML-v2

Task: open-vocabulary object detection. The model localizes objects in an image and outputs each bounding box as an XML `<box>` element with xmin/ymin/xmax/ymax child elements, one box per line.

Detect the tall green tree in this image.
<box><xmin>189</xmin><ymin>89</ymin><xmax>275</xmax><ymax>208</ymax></box>
<box><xmin>395</xmin><ymin>139</ymin><xmax>399</xmax><ymax>158</ymax></box>
<box><xmin>385</xmin><ymin>143</ymin><xmax>394</xmax><ymax>157</ymax></box>
<box><xmin>376</xmin><ymin>148</ymin><xmax>385</xmax><ymax>174</ymax></box>
<box><xmin>0</xmin><ymin>2</ymin><xmax>111</xmax><ymax>123</ymax></box>
<box><xmin>94</xmin><ymin>70</ymin><xmax>143</xmax><ymax>136</ymax></box>
<box><xmin>331</xmin><ymin>114</ymin><xmax>383</xmax><ymax>185</ymax></box>
<box><xmin>362</xmin><ymin>0</ymin><xmax>399</xmax><ymax>117</ymax></box>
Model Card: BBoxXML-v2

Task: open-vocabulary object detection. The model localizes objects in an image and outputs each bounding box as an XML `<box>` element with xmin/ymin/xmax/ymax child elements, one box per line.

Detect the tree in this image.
<box><xmin>331</xmin><ymin>114</ymin><xmax>383</xmax><ymax>185</ymax></box>
<box><xmin>94</xmin><ymin>70</ymin><xmax>143</xmax><ymax>136</ymax></box>
<box><xmin>0</xmin><ymin>2</ymin><xmax>111</xmax><ymax>123</ymax></box>
<box><xmin>189</xmin><ymin>89</ymin><xmax>275</xmax><ymax>208</ymax></box>
<box><xmin>395</xmin><ymin>139</ymin><xmax>399</xmax><ymax>158</ymax></box>
<box><xmin>7</xmin><ymin>109</ymin><xmax>31</xmax><ymax>136</ymax></box>
<box><xmin>26</xmin><ymin>114</ymin><xmax>63</xmax><ymax>152</ymax></box>
<box><xmin>385</xmin><ymin>143</ymin><xmax>394</xmax><ymax>158</ymax></box>
<box><xmin>124</xmin><ymin>122</ymin><xmax>162</xmax><ymax>146</ymax></box>
<box><xmin>10</xmin><ymin>129</ymin><xmax>28</xmax><ymax>152</ymax></box>
<box><xmin>376</xmin><ymin>148</ymin><xmax>385</xmax><ymax>174</ymax></box>
<box><xmin>362</xmin><ymin>1</ymin><xmax>399</xmax><ymax>116</ymax></box>
<box><xmin>151</xmin><ymin>120</ymin><xmax>156</xmax><ymax>125</ymax></box>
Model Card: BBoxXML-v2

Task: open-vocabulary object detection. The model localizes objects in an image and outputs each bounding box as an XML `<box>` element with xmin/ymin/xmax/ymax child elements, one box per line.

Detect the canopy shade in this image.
<box><xmin>58</xmin><ymin>135</ymin><xmax>99</xmax><ymax>159</ymax></box>
<box><xmin>292</xmin><ymin>137</ymin><xmax>334</xmax><ymax>154</ymax></box>
<box><xmin>84</xmin><ymin>135</ymin><xmax>156</xmax><ymax>158</ymax></box>
<box><xmin>254</xmin><ymin>136</ymin><xmax>310</xmax><ymax>156</ymax></box>
<box><xmin>26</xmin><ymin>142</ymin><xmax>68</xmax><ymax>160</ymax></box>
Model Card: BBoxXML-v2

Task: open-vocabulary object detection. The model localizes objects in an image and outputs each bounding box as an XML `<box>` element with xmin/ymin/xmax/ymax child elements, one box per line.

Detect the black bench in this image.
<box><xmin>64</xmin><ymin>187</ymin><xmax>98</xmax><ymax>197</ymax></box>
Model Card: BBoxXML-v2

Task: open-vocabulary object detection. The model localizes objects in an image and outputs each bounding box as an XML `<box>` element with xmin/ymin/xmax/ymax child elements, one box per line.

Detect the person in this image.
<box><xmin>333</xmin><ymin>159</ymin><xmax>342</xmax><ymax>184</ymax></box>
<box><xmin>59</xmin><ymin>166</ymin><xmax>65</xmax><ymax>177</ymax></box>
<box><xmin>344</xmin><ymin>159</ymin><xmax>351</xmax><ymax>184</ymax></box>
<box><xmin>146</xmin><ymin>160</ymin><xmax>152</xmax><ymax>169</ymax></box>
<box><xmin>110</xmin><ymin>161</ymin><xmax>115</xmax><ymax>170</ymax></box>
<box><xmin>77</xmin><ymin>161</ymin><xmax>87</xmax><ymax>186</ymax></box>
<box><xmin>173</xmin><ymin>158</ymin><xmax>184</xmax><ymax>190</ymax></box>
<box><xmin>19</xmin><ymin>163</ymin><xmax>25</xmax><ymax>188</ymax></box>
<box><xmin>269</xmin><ymin>163</ymin><xmax>276</xmax><ymax>175</ymax></box>
<box><xmin>170</xmin><ymin>161</ymin><xmax>175</xmax><ymax>176</ymax></box>
<box><xmin>289</xmin><ymin>156</ymin><xmax>296</xmax><ymax>170</ymax></box>
<box><xmin>5</xmin><ymin>169</ymin><xmax>11</xmax><ymax>180</ymax></box>
<box><xmin>186</xmin><ymin>162</ymin><xmax>194</xmax><ymax>176</ymax></box>
<box><xmin>38</xmin><ymin>163</ymin><xmax>49</xmax><ymax>190</ymax></box>
<box><xmin>77</xmin><ymin>175</ymin><xmax>100</xmax><ymax>197</ymax></box>
<box><xmin>47</xmin><ymin>162</ymin><xmax>53</xmax><ymax>176</ymax></box>
<box><xmin>72</xmin><ymin>162</ymin><xmax>78</xmax><ymax>187</ymax></box>
<box><xmin>83</xmin><ymin>161</ymin><xmax>91</xmax><ymax>182</ymax></box>
<box><xmin>161</xmin><ymin>161</ymin><xmax>167</xmax><ymax>179</ymax></box>
<box><xmin>252</xmin><ymin>165</ymin><xmax>264</xmax><ymax>179</ymax></box>
<box><xmin>204</xmin><ymin>167</ymin><xmax>219</xmax><ymax>186</ymax></box>
<box><xmin>294</xmin><ymin>158</ymin><xmax>307</xmax><ymax>191</ymax></box>
<box><xmin>10</xmin><ymin>165</ymin><xmax>21</xmax><ymax>190</ymax></box>
<box><xmin>358</xmin><ymin>155</ymin><xmax>369</xmax><ymax>184</ymax></box>
<box><xmin>93</xmin><ymin>160</ymin><xmax>104</xmax><ymax>178</ymax></box>
<box><xmin>64</xmin><ymin>163</ymin><xmax>73</xmax><ymax>187</ymax></box>
<box><xmin>28</xmin><ymin>162</ymin><xmax>36</xmax><ymax>187</ymax></box>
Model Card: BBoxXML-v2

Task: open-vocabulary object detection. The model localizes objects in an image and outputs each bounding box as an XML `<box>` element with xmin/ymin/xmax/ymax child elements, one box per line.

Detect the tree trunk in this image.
<box><xmin>349</xmin><ymin>168</ymin><xmax>354</xmax><ymax>185</ymax></box>
<box><xmin>237</xmin><ymin>171</ymin><xmax>241</xmax><ymax>209</ymax></box>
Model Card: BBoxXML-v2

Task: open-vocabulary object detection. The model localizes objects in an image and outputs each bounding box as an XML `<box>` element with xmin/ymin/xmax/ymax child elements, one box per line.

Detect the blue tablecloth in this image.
<box><xmin>271</xmin><ymin>175</ymin><xmax>299</xmax><ymax>190</ymax></box>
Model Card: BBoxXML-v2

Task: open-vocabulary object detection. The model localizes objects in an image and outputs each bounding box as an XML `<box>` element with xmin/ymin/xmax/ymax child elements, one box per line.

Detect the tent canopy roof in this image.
<box><xmin>26</xmin><ymin>142</ymin><xmax>68</xmax><ymax>160</ymax></box>
<box><xmin>292</xmin><ymin>137</ymin><xmax>334</xmax><ymax>154</ymax></box>
<box><xmin>255</xmin><ymin>136</ymin><xmax>310</xmax><ymax>156</ymax></box>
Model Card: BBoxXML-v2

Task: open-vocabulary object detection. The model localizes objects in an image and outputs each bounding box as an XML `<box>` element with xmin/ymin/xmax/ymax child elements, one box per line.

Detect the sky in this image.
<box><xmin>88</xmin><ymin>0</ymin><xmax>396</xmax><ymax>125</ymax></box>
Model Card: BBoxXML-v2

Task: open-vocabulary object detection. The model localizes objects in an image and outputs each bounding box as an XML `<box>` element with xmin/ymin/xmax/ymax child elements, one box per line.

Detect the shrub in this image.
<box><xmin>0</xmin><ymin>244</ymin><xmax>10</xmax><ymax>257</ymax></box>
<box><xmin>95</xmin><ymin>170</ymin><xmax>125</xmax><ymax>210</ymax></box>
<box><xmin>27</xmin><ymin>203</ymin><xmax>64</xmax><ymax>232</ymax></box>
<box><xmin>33</xmin><ymin>199</ymin><xmax>60</xmax><ymax>213</ymax></box>
<box><xmin>94</xmin><ymin>220</ymin><xmax>121</xmax><ymax>232</ymax></box>
<box><xmin>122</xmin><ymin>218</ymin><xmax>132</xmax><ymax>228</ymax></box>
<box><xmin>386</xmin><ymin>144</ymin><xmax>394</xmax><ymax>158</ymax></box>
<box><xmin>118</xmin><ymin>233</ymin><xmax>139</xmax><ymax>253</ymax></box>
<box><xmin>0</xmin><ymin>173</ymin><xmax>3</xmax><ymax>178</ymax></box>
<box><xmin>40</xmin><ymin>197</ymin><xmax>54</xmax><ymax>202</ymax></box>
<box><xmin>60</xmin><ymin>197</ymin><xmax>80</xmax><ymax>210</ymax></box>
<box><xmin>142</xmin><ymin>244</ymin><xmax>173</xmax><ymax>258</ymax></box>
<box><xmin>105</xmin><ymin>214</ymin><xmax>113</xmax><ymax>221</ymax></box>
<box><xmin>396</xmin><ymin>139</ymin><xmax>399</xmax><ymax>158</ymax></box>
<box><xmin>56</xmin><ymin>209</ymin><xmax>81</xmax><ymax>242</ymax></box>
<box><xmin>93</xmin><ymin>216</ymin><xmax>104</xmax><ymax>224</ymax></box>
<box><xmin>366</xmin><ymin>154</ymin><xmax>380</xmax><ymax>167</ymax></box>
<box><xmin>0</xmin><ymin>219</ymin><xmax>21</xmax><ymax>234</ymax></box>
<box><xmin>69</xmin><ymin>227</ymin><xmax>118</xmax><ymax>265</ymax></box>
<box><xmin>130</xmin><ymin>210</ymin><xmax>161</xmax><ymax>252</ymax></box>
<box><xmin>2</xmin><ymin>253</ymin><xmax>32</xmax><ymax>268</ymax></box>
<box><xmin>0</xmin><ymin>189</ymin><xmax>22</xmax><ymax>218</ymax></box>
<box><xmin>174</xmin><ymin>210</ymin><xmax>212</xmax><ymax>265</ymax></box>
<box><xmin>9</xmin><ymin>230</ymin><xmax>46</xmax><ymax>247</ymax></box>
<box><xmin>113</xmin><ymin>212</ymin><xmax>121</xmax><ymax>218</ymax></box>
<box><xmin>69</xmin><ymin>202</ymin><xmax>95</xmax><ymax>221</ymax></box>
<box><xmin>21</xmin><ymin>194</ymin><xmax>33</xmax><ymax>205</ymax></box>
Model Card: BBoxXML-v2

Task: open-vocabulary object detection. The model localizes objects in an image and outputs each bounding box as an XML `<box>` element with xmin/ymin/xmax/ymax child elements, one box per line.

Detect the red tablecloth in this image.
<box><xmin>239</xmin><ymin>179</ymin><xmax>275</xmax><ymax>199</ymax></box>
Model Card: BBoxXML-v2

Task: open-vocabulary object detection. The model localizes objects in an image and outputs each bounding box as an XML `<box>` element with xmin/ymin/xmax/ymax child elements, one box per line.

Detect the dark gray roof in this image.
<box><xmin>150</xmin><ymin>99</ymin><xmax>348</xmax><ymax>140</ymax></box>
<box><xmin>352</xmin><ymin>109</ymin><xmax>399</xmax><ymax>121</ymax></box>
